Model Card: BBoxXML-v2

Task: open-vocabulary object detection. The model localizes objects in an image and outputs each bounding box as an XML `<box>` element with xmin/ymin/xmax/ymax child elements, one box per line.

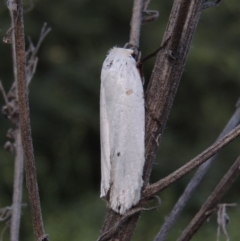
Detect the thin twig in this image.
<box><xmin>12</xmin><ymin>0</ymin><xmax>48</xmax><ymax>240</ymax></box>
<box><xmin>0</xmin><ymin>222</ymin><xmax>10</xmax><ymax>241</ymax></box>
<box><xmin>202</xmin><ymin>0</ymin><xmax>222</xmax><ymax>9</ymax></box>
<box><xmin>25</xmin><ymin>23</ymin><xmax>51</xmax><ymax>84</ymax></box>
<box><xmin>139</xmin><ymin>37</ymin><xmax>171</xmax><ymax>64</ymax></box>
<box><xmin>97</xmin><ymin>196</ymin><xmax>161</xmax><ymax>241</ymax></box>
<box><xmin>176</xmin><ymin>156</ymin><xmax>240</xmax><ymax>241</ymax></box>
<box><xmin>128</xmin><ymin>0</ymin><xmax>143</xmax><ymax>49</ymax></box>
<box><xmin>154</xmin><ymin>98</ymin><xmax>240</xmax><ymax>241</ymax></box>
<box><xmin>142</xmin><ymin>0</ymin><xmax>159</xmax><ymax>24</ymax></box>
<box><xmin>0</xmin><ymin>207</ymin><xmax>12</xmax><ymax>222</ymax></box>
<box><xmin>5</xmin><ymin>6</ymin><xmax>25</xmax><ymax>241</ymax></box>
<box><xmin>142</xmin><ymin>0</ymin><xmax>151</xmax><ymax>10</ymax></box>
<box><xmin>10</xmin><ymin>129</ymin><xmax>24</xmax><ymax>241</ymax></box>
<box><xmin>216</xmin><ymin>203</ymin><xmax>237</xmax><ymax>241</ymax></box>
<box><xmin>0</xmin><ymin>81</ymin><xmax>9</xmax><ymax>104</ymax></box>
<box><xmin>34</xmin><ymin>23</ymin><xmax>51</xmax><ymax>54</ymax></box>
<box><xmin>128</xmin><ymin>0</ymin><xmax>158</xmax><ymax>47</ymax></box>
<box><xmin>143</xmin><ymin>124</ymin><xmax>240</xmax><ymax>199</ymax></box>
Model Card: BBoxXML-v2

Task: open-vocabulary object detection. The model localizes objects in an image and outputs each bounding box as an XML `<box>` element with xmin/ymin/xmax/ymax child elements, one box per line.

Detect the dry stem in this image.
<box><xmin>202</xmin><ymin>0</ymin><xmax>222</xmax><ymax>9</ymax></box>
<box><xmin>154</xmin><ymin>98</ymin><xmax>240</xmax><ymax>241</ymax></box>
<box><xmin>143</xmin><ymin>124</ymin><xmax>240</xmax><ymax>198</ymax></box>
<box><xmin>10</xmin><ymin>130</ymin><xmax>24</xmax><ymax>241</ymax></box>
<box><xmin>176</xmin><ymin>156</ymin><xmax>240</xmax><ymax>241</ymax></box>
<box><xmin>129</xmin><ymin>0</ymin><xmax>143</xmax><ymax>48</ymax></box>
<box><xmin>2</xmin><ymin>7</ymin><xmax>50</xmax><ymax>241</ymax></box>
<box><xmin>12</xmin><ymin>0</ymin><xmax>48</xmax><ymax>240</ymax></box>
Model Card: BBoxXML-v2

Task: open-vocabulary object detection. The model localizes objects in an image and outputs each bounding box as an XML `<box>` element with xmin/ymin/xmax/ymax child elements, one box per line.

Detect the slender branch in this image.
<box><xmin>202</xmin><ymin>0</ymin><xmax>222</xmax><ymax>9</ymax></box>
<box><xmin>142</xmin><ymin>0</ymin><xmax>159</xmax><ymax>24</ymax></box>
<box><xmin>153</xmin><ymin>98</ymin><xmax>240</xmax><ymax>241</ymax></box>
<box><xmin>25</xmin><ymin>23</ymin><xmax>51</xmax><ymax>84</ymax></box>
<box><xmin>142</xmin><ymin>0</ymin><xmax>151</xmax><ymax>10</ymax></box>
<box><xmin>143</xmin><ymin>124</ymin><xmax>240</xmax><ymax>198</ymax></box>
<box><xmin>0</xmin><ymin>81</ymin><xmax>9</xmax><ymax>104</ymax></box>
<box><xmin>10</xmin><ymin>129</ymin><xmax>24</xmax><ymax>241</ymax></box>
<box><xmin>128</xmin><ymin>0</ymin><xmax>143</xmax><ymax>48</ymax></box>
<box><xmin>0</xmin><ymin>222</ymin><xmax>10</xmax><ymax>241</ymax></box>
<box><xmin>9</xmin><ymin>3</ymin><xmax>18</xmax><ymax>87</ymax></box>
<box><xmin>12</xmin><ymin>0</ymin><xmax>48</xmax><ymax>240</ymax></box>
<box><xmin>34</xmin><ymin>23</ymin><xmax>51</xmax><ymax>54</ymax></box>
<box><xmin>0</xmin><ymin>207</ymin><xmax>11</xmax><ymax>221</ymax></box>
<box><xmin>97</xmin><ymin>207</ymin><xmax>149</xmax><ymax>241</ymax></box>
<box><xmin>176</xmin><ymin>156</ymin><xmax>240</xmax><ymax>241</ymax></box>
<box><xmin>128</xmin><ymin>0</ymin><xmax>158</xmax><ymax>48</ymax></box>
<box><xmin>216</xmin><ymin>203</ymin><xmax>237</xmax><ymax>241</ymax></box>
<box><xmin>6</xmin><ymin>6</ymin><xmax>24</xmax><ymax>241</ymax></box>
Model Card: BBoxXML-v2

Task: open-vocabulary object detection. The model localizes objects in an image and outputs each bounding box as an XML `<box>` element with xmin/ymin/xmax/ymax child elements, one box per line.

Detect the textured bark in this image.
<box><xmin>144</xmin><ymin>0</ymin><xmax>204</xmax><ymax>186</ymax></box>
<box><xmin>13</xmin><ymin>1</ymin><xmax>48</xmax><ymax>240</ymax></box>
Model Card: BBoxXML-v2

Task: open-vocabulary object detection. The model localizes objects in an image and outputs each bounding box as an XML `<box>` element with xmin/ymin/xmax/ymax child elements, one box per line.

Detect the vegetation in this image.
<box><xmin>0</xmin><ymin>0</ymin><xmax>240</xmax><ymax>240</ymax></box>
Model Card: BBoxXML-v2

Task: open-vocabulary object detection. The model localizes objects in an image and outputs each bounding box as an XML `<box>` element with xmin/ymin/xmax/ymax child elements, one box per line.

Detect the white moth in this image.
<box><xmin>100</xmin><ymin>47</ymin><xmax>145</xmax><ymax>214</ymax></box>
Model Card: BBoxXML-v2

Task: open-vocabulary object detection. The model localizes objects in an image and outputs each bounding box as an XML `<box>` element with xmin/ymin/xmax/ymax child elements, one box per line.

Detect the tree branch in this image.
<box><xmin>153</xmin><ymin>98</ymin><xmax>240</xmax><ymax>241</ymax></box>
<box><xmin>176</xmin><ymin>155</ymin><xmax>240</xmax><ymax>241</ymax></box>
<box><xmin>143</xmin><ymin>124</ymin><xmax>240</xmax><ymax>198</ymax></box>
<box><xmin>128</xmin><ymin>0</ymin><xmax>143</xmax><ymax>49</ymax></box>
<box><xmin>12</xmin><ymin>1</ymin><xmax>48</xmax><ymax>240</ymax></box>
<box><xmin>144</xmin><ymin>0</ymin><xmax>204</xmax><ymax>186</ymax></box>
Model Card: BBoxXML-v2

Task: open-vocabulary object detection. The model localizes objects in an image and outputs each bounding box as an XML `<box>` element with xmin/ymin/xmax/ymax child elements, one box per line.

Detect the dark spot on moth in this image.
<box><xmin>107</xmin><ymin>60</ymin><xmax>113</xmax><ymax>68</ymax></box>
<box><xmin>117</xmin><ymin>152</ymin><xmax>121</xmax><ymax>156</ymax></box>
<box><xmin>117</xmin><ymin>205</ymin><xmax>121</xmax><ymax>212</ymax></box>
<box><xmin>126</xmin><ymin>89</ymin><xmax>133</xmax><ymax>95</ymax></box>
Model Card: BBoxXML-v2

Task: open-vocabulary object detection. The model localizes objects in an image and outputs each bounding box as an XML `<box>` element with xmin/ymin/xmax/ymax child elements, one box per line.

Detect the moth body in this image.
<box><xmin>100</xmin><ymin>47</ymin><xmax>145</xmax><ymax>214</ymax></box>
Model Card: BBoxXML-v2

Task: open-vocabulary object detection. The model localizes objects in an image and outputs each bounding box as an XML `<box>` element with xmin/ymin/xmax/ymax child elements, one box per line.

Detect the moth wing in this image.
<box><xmin>108</xmin><ymin>62</ymin><xmax>145</xmax><ymax>214</ymax></box>
<box><xmin>100</xmin><ymin>73</ymin><xmax>111</xmax><ymax>197</ymax></box>
<box><xmin>100</xmin><ymin>48</ymin><xmax>145</xmax><ymax>214</ymax></box>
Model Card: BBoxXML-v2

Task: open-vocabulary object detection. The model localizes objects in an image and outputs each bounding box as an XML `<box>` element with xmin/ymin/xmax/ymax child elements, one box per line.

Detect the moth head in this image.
<box><xmin>123</xmin><ymin>43</ymin><xmax>141</xmax><ymax>62</ymax></box>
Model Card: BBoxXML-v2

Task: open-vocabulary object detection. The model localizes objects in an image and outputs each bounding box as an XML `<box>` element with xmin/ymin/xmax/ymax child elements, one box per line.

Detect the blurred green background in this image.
<box><xmin>0</xmin><ymin>0</ymin><xmax>240</xmax><ymax>240</ymax></box>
